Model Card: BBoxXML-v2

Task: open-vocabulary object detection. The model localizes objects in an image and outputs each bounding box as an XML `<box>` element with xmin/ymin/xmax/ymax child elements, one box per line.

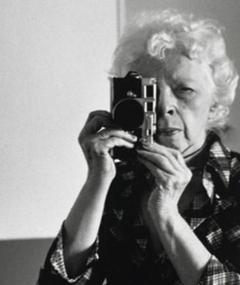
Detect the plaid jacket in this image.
<box><xmin>38</xmin><ymin>132</ymin><xmax>240</xmax><ymax>285</ymax></box>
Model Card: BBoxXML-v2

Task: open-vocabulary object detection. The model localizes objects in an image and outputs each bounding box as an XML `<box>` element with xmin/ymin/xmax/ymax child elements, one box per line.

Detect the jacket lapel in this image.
<box><xmin>192</xmin><ymin>136</ymin><xmax>234</xmax><ymax>251</ymax></box>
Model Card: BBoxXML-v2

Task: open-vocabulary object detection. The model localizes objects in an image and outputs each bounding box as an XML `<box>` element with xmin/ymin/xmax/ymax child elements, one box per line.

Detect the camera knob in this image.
<box><xmin>126</xmin><ymin>91</ymin><xmax>137</xmax><ymax>98</ymax></box>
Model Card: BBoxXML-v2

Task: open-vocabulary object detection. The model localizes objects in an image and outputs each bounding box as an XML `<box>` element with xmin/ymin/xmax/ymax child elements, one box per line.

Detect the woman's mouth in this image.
<box><xmin>157</xmin><ymin>128</ymin><xmax>182</xmax><ymax>136</ymax></box>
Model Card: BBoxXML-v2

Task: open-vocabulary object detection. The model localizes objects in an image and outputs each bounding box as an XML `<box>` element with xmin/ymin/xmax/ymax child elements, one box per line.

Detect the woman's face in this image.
<box><xmin>135</xmin><ymin>53</ymin><xmax>216</xmax><ymax>156</ymax></box>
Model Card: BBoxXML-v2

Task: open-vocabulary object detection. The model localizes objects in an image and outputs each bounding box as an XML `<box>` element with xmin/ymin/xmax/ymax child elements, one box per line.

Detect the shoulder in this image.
<box><xmin>229</xmin><ymin>150</ymin><xmax>240</xmax><ymax>185</ymax></box>
<box><xmin>204</xmin><ymin>132</ymin><xmax>240</xmax><ymax>195</ymax></box>
<box><xmin>230</xmin><ymin>150</ymin><xmax>240</xmax><ymax>161</ymax></box>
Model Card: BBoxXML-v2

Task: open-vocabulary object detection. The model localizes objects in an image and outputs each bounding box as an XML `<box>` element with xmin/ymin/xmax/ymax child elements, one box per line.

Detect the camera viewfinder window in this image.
<box><xmin>146</xmin><ymin>85</ymin><xmax>154</xmax><ymax>97</ymax></box>
<box><xmin>147</xmin><ymin>102</ymin><xmax>153</xmax><ymax>111</ymax></box>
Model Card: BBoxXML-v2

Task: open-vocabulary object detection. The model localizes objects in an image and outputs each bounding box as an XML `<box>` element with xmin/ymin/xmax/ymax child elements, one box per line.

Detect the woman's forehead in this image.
<box><xmin>164</xmin><ymin>55</ymin><xmax>207</xmax><ymax>82</ymax></box>
<box><xmin>134</xmin><ymin>53</ymin><xmax>214</xmax><ymax>86</ymax></box>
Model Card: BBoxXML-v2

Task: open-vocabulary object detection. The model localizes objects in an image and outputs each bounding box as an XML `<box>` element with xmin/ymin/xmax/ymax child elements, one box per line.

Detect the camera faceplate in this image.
<box><xmin>110</xmin><ymin>71</ymin><xmax>157</xmax><ymax>163</ymax></box>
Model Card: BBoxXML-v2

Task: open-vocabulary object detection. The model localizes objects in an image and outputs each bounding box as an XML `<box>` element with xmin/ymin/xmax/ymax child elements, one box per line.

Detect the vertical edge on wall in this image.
<box><xmin>115</xmin><ymin>0</ymin><xmax>127</xmax><ymax>76</ymax></box>
<box><xmin>116</xmin><ymin>0</ymin><xmax>126</xmax><ymax>39</ymax></box>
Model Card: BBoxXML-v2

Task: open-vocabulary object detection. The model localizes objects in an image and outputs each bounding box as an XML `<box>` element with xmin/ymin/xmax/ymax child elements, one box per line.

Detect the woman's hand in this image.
<box><xmin>137</xmin><ymin>142</ymin><xmax>212</xmax><ymax>285</ymax></box>
<box><xmin>79</xmin><ymin>110</ymin><xmax>137</xmax><ymax>182</ymax></box>
<box><xmin>137</xmin><ymin>141</ymin><xmax>192</xmax><ymax>219</ymax></box>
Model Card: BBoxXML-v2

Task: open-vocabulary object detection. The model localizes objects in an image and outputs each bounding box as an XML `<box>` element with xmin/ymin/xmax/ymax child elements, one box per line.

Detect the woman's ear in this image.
<box><xmin>208</xmin><ymin>103</ymin><xmax>229</xmax><ymax>123</ymax></box>
<box><xmin>208</xmin><ymin>104</ymin><xmax>217</xmax><ymax>122</ymax></box>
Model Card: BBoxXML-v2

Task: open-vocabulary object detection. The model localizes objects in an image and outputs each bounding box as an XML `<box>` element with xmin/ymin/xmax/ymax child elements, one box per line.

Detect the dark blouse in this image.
<box><xmin>38</xmin><ymin>132</ymin><xmax>240</xmax><ymax>285</ymax></box>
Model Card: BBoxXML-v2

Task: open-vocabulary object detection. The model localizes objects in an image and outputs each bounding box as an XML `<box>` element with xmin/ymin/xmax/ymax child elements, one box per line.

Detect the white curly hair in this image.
<box><xmin>111</xmin><ymin>10</ymin><xmax>239</xmax><ymax>129</ymax></box>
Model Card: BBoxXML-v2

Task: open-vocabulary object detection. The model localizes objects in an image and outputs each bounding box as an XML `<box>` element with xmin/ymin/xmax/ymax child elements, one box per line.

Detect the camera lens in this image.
<box><xmin>113</xmin><ymin>99</ymin><xmax>144</xmax><ymax>130</ymax></box>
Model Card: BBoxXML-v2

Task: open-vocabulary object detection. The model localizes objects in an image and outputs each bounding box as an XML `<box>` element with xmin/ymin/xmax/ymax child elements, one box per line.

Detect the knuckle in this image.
<box><xmin>92</xmin><ymin>144</ymin><xmax>104</xmax><ymax>156</ymax></box>
<box><xmin>79</xmin><ymin>135</ymin><xmax>87</xmax><ymax>147</ymax></box>
<box><xmin>171</xmin><ymin>148</ymin><xmax>180</xmax><ymax>156</ymax></box>
<box><xmin>78</xmin><ymin>135</ymin><xmax>83</xmax><ymax>145</ymax></box>
<box><xmin>176</xmin><ymin>151</ymin><xmax>182</xmax><ymax>160</ymax></box>
<box><xmin>91</xmin><ymin>139</ymin><xmax>101</xmax><ymax>151</ymax></box>
<box><xmin>156</xmin><ymin>168</ymin><xmax>163</xmax><ymax>176</ymax></box>
<box><xmin>173</xmin><ymin>148</ymin><xmax>179</xmax><ymax>155</ymax></box>
<box><xmin>176</xmin><ymin>176</ymin><xmax>184</xmax><ymax>185</ymax></box>
<box><xmin>88</xmin><ymin>110</ymin><xmax>104</xmax><ymax>119</ymax></box>
<box><xmin>183</xmin><ymin>172</ymin><xmax>192</xmax><ymax>184</ymax></box>
<box><xmin>110</xmin><ymin>137</ymin><xmax>120</xmax><ymax>146</ymax></box>
<box><xmin>186</xmin><ymin>168</ymin><xmax>192</xmax><ymax>179</ymax></box>
<box><xmin>98</xmin><ymin>129</ymin><xmax>107</xmax><ymax>138</ymax></box>
<box><xmin>78</xmin><ymin>129</ymin><xmax>85</xmax><ymax>141</ymax></box>
<box><xmin>88</xmin><ymin>111</ymin><xmax>95</xmax><ymax>119</ymax></box>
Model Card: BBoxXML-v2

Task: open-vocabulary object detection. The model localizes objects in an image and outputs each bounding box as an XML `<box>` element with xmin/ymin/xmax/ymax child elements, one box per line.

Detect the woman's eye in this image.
<box><xmin>181</xmin><ymin>86</ymin><xmax>192</xmax><ymax>91</ymax></box>
<box><xmin>175</xmin><ymin>86</ymin><xmax>195</xmax><ymax>97</ymax></box>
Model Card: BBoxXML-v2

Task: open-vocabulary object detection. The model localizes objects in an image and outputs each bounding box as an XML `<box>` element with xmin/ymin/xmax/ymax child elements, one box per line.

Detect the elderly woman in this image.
<box><xmin>38</xmin><ymin>10</ymin><xmax>240</xmax><ymax>285</ymax></box>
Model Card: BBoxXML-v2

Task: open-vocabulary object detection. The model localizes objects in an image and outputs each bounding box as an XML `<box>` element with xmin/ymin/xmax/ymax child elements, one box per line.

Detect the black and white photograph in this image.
<box><xmin>1</xmin><ymin>1</ymin><xmax>240</xmax><ymax>284</ymax></box>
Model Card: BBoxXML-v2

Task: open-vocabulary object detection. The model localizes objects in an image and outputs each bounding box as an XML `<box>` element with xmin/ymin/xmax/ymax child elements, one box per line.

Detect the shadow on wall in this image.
<box><xmin>0</xmin><ymin>238</ymin><xmax>53</xmax><ymax>285</ymax></box>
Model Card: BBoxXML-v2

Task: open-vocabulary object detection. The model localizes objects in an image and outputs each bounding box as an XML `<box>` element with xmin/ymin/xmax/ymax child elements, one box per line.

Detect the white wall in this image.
<box><xmin>2</xmin><ymin>0</ymin><xmax>240</xmax><ymax>241</ymax></box>
<box><xmin>124</xmin><ymin>0</ymin><xmax>240</xmax><ymax>152</ymax></box>
<box><xmin>0</xmin><ymin>0</ymin><xmax>118</xmax><ymax>239</ymax></box>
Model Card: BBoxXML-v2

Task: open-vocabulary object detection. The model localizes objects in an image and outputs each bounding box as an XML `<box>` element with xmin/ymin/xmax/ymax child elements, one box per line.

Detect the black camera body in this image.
<box><xmin>110</xmin><ymin>71</ymin><xmax>157</xmax><ymax>163</ymax></box>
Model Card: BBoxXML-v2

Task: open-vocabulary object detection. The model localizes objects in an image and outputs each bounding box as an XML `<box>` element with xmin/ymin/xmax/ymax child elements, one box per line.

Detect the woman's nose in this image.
<box><xmin>157</xmin><ymin>84</ymin><xmax>177</xmax><ymax>117</ymax></box>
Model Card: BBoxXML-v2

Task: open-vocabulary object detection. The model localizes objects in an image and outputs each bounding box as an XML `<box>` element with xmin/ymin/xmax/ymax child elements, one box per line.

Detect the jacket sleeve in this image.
<box><xmin>37</xmin><ymin>225</ymin><xmax>105</xmax><ymax>285</ymax></box>
<box><xmin>198</xmin><ymin>255</ymin><xmax>240</xmax><ymax>284</ymax></box>
<box><xmin>37</xmin><ymin>167</ymin><xmax>135</xmax><ymax>285</ymax></box>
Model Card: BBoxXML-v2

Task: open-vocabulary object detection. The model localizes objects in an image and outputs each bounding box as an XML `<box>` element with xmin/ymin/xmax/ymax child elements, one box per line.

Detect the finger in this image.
<box><xmin>87</xmin><ymin>110</ymin><xmax>112</xmax><ymax>121</ymax></box>
<box><xmin>104</xmin><ymin>137</ymin><xmax>135</xmax><ymax>149</ymax></box>
<box><xmin>95</xmin><ymin>137</ymin><xmax>135</xmax><ymax>155</ymax></box>
<box><xmin>141</xmin><ymin>141</ymin><xmax>186</xmax><ymax>170</ymax></box>
<box><xmin>87</xmin><ymin>110</ymin><xmax>122</xmax><ymax>129</ymax></box>
<box><xmin>80</xmin><ymin>114</ymin><xmax>115</xmax><ymax>138</ymax></box>
<box><xmin>137</xmin><ymin>156</ymin><xmax>168</xmax><ymax>182</ymax></box>
<box><xmin>137</xmin><ymin>149</ymin><xmax>176</xmax><ymax>175</ymax></box>
<box><xmin>138</xmin><ymin>156</ymin><xmax>188</xmax><ymax>191</ymax></box>
<box><xmin>98</xmin><ymin>129</ymin><xmax>138</xmax><ymax>143</ymax></box>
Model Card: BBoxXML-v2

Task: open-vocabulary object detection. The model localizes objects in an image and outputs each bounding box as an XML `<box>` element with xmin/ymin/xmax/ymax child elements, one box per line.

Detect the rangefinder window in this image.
<box><xmin>146</xmin><ymin>85</ymin><xmax>154</xmax><ymax>97</ymax></box>
<box><xmin>146</xmin><ymin>102</ymin><xmax>153</xmax><ymax>112</ymax></box>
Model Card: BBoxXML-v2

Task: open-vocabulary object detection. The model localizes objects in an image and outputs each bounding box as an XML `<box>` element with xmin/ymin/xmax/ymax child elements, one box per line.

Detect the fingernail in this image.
<box><xmin>128</xmin><ymin>132</ymin><xmax>137</xmax><ymax>141</ymax></box>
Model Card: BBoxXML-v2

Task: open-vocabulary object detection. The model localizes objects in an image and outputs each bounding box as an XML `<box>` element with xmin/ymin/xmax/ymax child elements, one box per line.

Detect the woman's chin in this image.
<box><xmin>155</xmin><ymin>132</ymin><xmax>187</xmax><ymax>152</ymax></box>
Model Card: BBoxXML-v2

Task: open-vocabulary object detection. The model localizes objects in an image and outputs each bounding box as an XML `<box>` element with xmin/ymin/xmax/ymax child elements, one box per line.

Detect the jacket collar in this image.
<box><xmin>205</xmin><ymin>131</ymin><xmax>232</xmax><ymax>190</ymax></box>
<box><xmin>193</xmin><ymin>132</ymin><xmax>236</xmax><ymax>234</ymax></box>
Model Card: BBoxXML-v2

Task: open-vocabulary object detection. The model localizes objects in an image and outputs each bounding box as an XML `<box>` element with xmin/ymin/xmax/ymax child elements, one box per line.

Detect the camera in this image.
<box><xmin>110</xmin><ymin>71</ymin><xmax>157</xmax><ymax>164</ymax></box>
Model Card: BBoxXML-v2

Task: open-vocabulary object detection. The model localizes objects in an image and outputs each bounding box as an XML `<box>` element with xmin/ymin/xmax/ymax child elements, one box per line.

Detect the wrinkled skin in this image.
<box><xmin>135</xmin><ymin>52</ymin><xmax>216</xmax><ymax>216</ymax></box>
